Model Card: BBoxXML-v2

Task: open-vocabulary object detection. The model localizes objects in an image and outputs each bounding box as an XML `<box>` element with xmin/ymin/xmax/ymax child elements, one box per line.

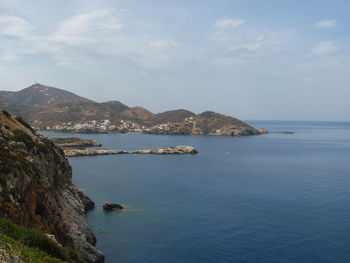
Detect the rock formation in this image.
<box><xmin>0</xmin><ymin>249</ymin><xmax>24</xmax><ymax>263</ymax></box>
<box><xmin>132</xmin><ymin>145</ymin><xmax>198</xmax><ymax>154</ymax></box>
<box><xmin>0</xmin><ymin>110</ymin><xmax>103</xmax><ymax>263</ymax></box>
<box><xmin>51</xmin><ymin>137</ymin><xmax>102</xmax><ymax>148</ymax></box>
<box><xmin>64</xmin><ymin>148</ymin><xmax>128</xmax><ymax>157</ymax></box>
<box><xmin>102</xmin><ymin>202</ymin><xmax>125</xmax><ymax>211</ymax></box>
<box><xmin>63</xmin><ymin>145</ymin><xmax>198</xmax><ymax>157</ymax></box>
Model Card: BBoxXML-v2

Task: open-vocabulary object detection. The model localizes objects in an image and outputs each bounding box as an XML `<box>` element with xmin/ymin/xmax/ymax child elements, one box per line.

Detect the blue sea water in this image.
<box><xmin>44</xmin><ymin>121</ymin><xmax>350</xmax><ymax>263</ymax></box>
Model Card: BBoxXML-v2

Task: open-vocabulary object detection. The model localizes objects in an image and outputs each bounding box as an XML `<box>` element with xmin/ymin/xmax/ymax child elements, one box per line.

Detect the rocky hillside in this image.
<box><xmin>150</xmin><ymin>109</ymin><xmax>195</xmax><ymax>124</ymax></box>
<box><xmin>0</xmin><ymin>110</ymin><xmax>103</xmax><ymax>263</ymax></box>
<box><xmin>120</xmin><ymin>106</ymin><xmax>154</xmax><ymax>120</ymax></box>
<box><xmin>148</xmin><ymin>111</ymin><xmax>260</xmax><ymax>136</ymax></box>
<box><xmin>0</xmin><ymin>83</ymin><xmax>93</xmax><ymax>106</ymax></box>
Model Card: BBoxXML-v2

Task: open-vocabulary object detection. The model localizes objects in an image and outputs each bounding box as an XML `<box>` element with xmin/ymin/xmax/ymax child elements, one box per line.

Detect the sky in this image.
<box><xmin>0</xmin><ymin>0</ymin><xmax>349</xmax><ymax>121</ymax></box>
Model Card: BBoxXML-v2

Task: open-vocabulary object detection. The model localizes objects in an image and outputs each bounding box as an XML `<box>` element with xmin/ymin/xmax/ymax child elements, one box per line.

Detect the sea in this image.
<box><xmin>43</xmin><ymin>121</ymin><xmax>350</xmax><ymax>263</ymax></box>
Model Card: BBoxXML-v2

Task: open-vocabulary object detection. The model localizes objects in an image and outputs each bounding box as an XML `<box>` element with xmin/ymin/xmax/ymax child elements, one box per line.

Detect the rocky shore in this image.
<box><xmin>64</xmin><ymin>145</ymin><xmax>198</xmax><ymax>157</ymax></box>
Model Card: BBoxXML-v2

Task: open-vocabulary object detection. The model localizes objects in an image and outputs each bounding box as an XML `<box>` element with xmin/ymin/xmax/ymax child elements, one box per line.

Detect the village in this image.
<box><xmin>40</xmin><ymin>119</ymin><xmax>192</xmax><ymax>134</ymax></box>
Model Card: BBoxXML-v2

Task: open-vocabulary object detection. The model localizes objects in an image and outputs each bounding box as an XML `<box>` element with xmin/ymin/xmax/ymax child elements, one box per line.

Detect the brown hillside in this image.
<box><xmin>120</xmin><ymin>106</ymin><xmax>154</xmax><ymax>120</ymax></box>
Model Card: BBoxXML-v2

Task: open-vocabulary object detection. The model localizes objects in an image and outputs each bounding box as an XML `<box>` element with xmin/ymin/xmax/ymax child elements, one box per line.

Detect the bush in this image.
<box><xmin>0</xmin><ymin>218</ymin><xmax>81</xmax><ymax>262</ymax></box>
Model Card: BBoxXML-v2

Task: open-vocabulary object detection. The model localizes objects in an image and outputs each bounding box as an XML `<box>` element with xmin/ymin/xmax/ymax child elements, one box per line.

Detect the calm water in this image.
<box><xmin>44</xmin><ymin>121</ymin><xmax>350</xmax><ymax>263</ymax></box>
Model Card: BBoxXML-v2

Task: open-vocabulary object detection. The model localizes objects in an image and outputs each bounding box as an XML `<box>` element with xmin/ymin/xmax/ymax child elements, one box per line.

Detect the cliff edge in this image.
<box><xmin>0</xmin><ymin>110</ymin><xmax>103</xmax><ymax>263</ymax></box>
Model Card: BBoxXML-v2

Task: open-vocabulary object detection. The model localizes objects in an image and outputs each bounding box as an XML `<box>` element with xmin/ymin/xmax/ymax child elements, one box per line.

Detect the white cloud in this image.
<box><xmin>214</xmin><ymin>18</ymin><xmax>245</xmax><ymax>29</ymax></box>
<box><xmin>0</xmin><ymin>15</ymin><xmax>34</xmax><ymax>37</ymax></box>
<box><xmin>0</xmin><ymin>7</ymin><xmax>182</xmax><ymax>70</ymax></box>
<box><xmin>310</xmin><ymin>41</ymin><xmax>338</xmax><ymax>56</ymax></box>
<box><xmin>314</xmin><ymin>20</ymin><xmax>336</xmax><ymax>28</ymax></box>
<box><xmin>51</xmin><ymin>9</ymin><xmax>123</xmax><ymax>45</ymax></box>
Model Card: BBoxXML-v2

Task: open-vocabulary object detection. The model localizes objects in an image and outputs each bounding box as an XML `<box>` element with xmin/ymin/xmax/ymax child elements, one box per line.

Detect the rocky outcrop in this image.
<box><xmin>63</xmin><ymin>145</ymin><xmax>198</xmax><ymax>157</ymax></box>
<box><xmin>258</xmin><ymin>128</ymin><xmax>268</xmax><ymax>134</ymax></box>
<box><xmin>64</xmin><ymin>148</ymin><xmax>128</xmax><ymax>157</ymax></box>
<box><xmin>51</xmin><ymin>137</ymin><xmax>102</xmax><ymax>148</ymax></box>
<box><xmin>0</xmin><ymin>110</ymin><xmax>103</xmax><ymax>263</ymax></box>
<box><xmin>102</xmin><ymin>202</ymin><xmax>125</xmax><ymax>211</ymax></box>
<box><xmin>132</xmin><ymin>145</ymin><xmax>198</xmax><ymax>154</ymax></box>
<box><xmin>0</xmin><ymin>249</ymin><xmax>24</xmax><ymax>263</ymax></box>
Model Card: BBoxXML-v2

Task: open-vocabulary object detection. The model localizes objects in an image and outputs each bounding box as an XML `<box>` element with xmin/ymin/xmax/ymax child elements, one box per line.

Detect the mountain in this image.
<box><xmin>0</xmin><ymin>110</ymin><xmax>103</xmax><ymax>262</ymax></box>
<box><xmin>0</xmin><ymin>83</ymin><xmax>93</xmax><ymax>106</ymax></box>
<box><xmin>0</xmin><ymin>84</ymin><xmax>263</xmax><ymax>136</ymax></box>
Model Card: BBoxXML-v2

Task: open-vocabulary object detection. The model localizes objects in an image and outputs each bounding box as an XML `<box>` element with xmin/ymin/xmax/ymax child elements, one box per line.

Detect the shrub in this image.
<box><xmin>0</xmin><ymin>218</ymin><xmax>81</xmax><ymax>262</ymax></box>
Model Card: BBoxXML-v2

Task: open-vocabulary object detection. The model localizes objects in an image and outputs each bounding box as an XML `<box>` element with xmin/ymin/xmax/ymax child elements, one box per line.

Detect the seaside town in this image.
<box><xmin>36</xmin><ymin>117</ymin><xmax>199</xmax><ymax>134</ymax></box>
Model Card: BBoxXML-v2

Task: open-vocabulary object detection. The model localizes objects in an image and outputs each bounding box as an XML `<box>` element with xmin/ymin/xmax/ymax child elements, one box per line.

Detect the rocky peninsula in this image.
<box><xmin>64</xmin><ymin>145</ymin><xmax>198</xmax><ymax>157</ymax></box>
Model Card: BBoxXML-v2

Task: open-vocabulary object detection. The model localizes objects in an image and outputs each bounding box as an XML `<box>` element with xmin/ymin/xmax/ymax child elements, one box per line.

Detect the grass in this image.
<box><xmin>0</xmin><ymin>218</ymin><xmax>81</xmax><ymax>263</ymax></box>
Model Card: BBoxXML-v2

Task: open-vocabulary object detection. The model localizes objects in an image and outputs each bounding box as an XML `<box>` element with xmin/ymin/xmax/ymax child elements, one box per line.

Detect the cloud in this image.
<box><xmin>214</xmin><ymin>18</ymin><xmax>245</xmax><ymax>29</ymax></box>
<box><xmin>0</xmin><ymin>6</ymin><xmax>182</xmax><ymax>70</ymax></box>
<box><xmin>51</xmin><ymin>9</ymin><xmax>123</xmax><ymax>45</ymax></box>
<box><xmin>0</xmin><ymin>15</ymin><xmax>34</xmax><ymax>37</ymax></box>
<box><xmin>310</xmin><ymin>41</ymin><xmax>338</xmax><ymax>56</ymax></box>
<box><xmin>210</xmin><ymin>27</ymin><xmax>295</xmax><ymax>66</ymax></box>
<box><xmin>314</xmin><ymin>20</ymin><xmax>336</xmax><ymax>28</ymax></box>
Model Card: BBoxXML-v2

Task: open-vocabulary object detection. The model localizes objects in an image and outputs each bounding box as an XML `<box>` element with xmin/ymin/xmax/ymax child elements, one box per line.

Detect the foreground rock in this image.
<box><xmin>51</xmin><ymin>137</ymin><xmax>102</xmax><ymax>147</ymax></box>
<box><xmin>102</xmin><ymin>202</ymin><xmax>125</xmax><ymax>211</ymax></box>
<box><xmin>64</xmin><ymin>145</ymin><xmax>198</xmax><ymax>157</ymax></box>
<box><xmin>0</xmin><ymin>249</ymin><xmax>24</xmax><ymax>263</ymax></box>
<box><xmin>0</xmin><ymin>110</ymin><xmax>103</xmax><ymax>263</ymax></box>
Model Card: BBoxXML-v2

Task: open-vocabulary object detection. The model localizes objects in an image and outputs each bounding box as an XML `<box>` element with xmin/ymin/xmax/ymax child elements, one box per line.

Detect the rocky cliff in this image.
<box><xmin>0</xmin><ymin>110</ymin><xmax>103</xmax><ymax>263</ymax></box>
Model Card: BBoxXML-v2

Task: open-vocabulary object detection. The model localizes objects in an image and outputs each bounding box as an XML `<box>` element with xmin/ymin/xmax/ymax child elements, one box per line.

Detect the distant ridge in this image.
<box><xmin>0</xmin><ymin>83</ymin><xmax>263</xmax><ymax>136</ymax></box>
<box><xmin>0</xmin><ymin>83</ymin><xmax>93</xmax><ymax>106</ymax></box>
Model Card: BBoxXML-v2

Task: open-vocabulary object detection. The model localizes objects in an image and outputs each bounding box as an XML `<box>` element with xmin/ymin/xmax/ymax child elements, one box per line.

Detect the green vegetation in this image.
<box><xmin>11</xmin><ymin>129</ymin><xmax>35</xmax><ymax>149</ymax></box>
<box><xmin>0</xmin><ymin>218</ymin><xmax>81</xmax><ymax>263</ymax></box>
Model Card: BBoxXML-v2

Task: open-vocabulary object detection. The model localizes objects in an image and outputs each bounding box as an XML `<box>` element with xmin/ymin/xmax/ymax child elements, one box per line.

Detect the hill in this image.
<box><xmin>120</xmin><ymin>106</ymin><xmax>154</xmax><ymax>120</ymax></box>
<box><xmin>151</xmin><ymin>109</ymin><xmax>195</xmax><ymax>124</ymax></box>
<box><xmin>0</xmin><ymin>83</ymin><xmax>93</xmax><ymax>106</ymax></box>
<box><xmin>148</xmin><ymin>111</ymin><xmax>259</xmax><ymax>136</ymax></box>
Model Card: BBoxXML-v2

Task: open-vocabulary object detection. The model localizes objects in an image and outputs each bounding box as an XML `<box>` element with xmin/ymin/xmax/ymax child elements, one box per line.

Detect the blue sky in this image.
<box><xmin>0</xmin><ymin>0</ymin><xmax>349</xmax><ymax>121</ymax></box>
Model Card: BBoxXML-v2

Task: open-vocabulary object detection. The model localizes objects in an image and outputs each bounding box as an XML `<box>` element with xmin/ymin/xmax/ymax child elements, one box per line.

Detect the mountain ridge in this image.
<box><xmin>0</xmin><ymin>84</ymin><xmax>263</xmax><ymax>136</ymax></box>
